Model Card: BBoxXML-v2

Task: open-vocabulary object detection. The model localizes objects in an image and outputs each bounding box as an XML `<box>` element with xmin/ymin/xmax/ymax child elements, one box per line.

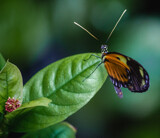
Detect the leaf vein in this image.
<box><xmin>48</xmin><ymin>59</ymin><xmax>101</xmax><ymax>98</ymax></box>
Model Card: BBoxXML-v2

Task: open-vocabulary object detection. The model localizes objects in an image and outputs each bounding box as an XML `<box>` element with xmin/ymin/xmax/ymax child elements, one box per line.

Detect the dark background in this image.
<box><xmin>0</xmin><ymin>0</ymin><xmax>160</xmax><ymax>137</ymax></box>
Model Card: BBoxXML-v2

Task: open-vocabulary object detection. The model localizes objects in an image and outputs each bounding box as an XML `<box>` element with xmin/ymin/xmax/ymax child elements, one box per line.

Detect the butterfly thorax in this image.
<box><xmin>101</xmin><ymin>44</ymin><xmax>108</xmax><ymax>60</ymax></box>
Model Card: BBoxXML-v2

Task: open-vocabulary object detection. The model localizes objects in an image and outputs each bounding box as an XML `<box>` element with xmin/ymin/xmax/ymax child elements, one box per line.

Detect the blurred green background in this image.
<box><xmin>0</xmin><ymin>0</ymin><xmax>160</xmax><ymax>137</ymax></box>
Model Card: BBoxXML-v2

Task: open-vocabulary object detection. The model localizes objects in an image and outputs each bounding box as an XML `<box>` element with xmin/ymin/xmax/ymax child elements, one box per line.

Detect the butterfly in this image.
<box><xmin>74</xmin><ymin>9</ymin><xmax>150</xmax><ymax>98</ymax></box>
<box><xmin>100</xmin><ymin>45</ymin><xmax>149</xmax><ymax>98</ymax></box>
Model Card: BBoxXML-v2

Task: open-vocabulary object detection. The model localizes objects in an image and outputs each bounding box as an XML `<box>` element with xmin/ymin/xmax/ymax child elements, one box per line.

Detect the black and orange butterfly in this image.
<box><xmin>74</xmin><ymin>9</ymin><xmax>149</xmax><ymax>98</ymax></box>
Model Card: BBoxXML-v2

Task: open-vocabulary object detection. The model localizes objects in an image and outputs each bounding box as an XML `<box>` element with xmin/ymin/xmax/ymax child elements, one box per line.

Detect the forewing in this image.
<box><xmin>104</xmin><ymin>52</ymin><xmax>130</xmax><ymax>88</ymax></box>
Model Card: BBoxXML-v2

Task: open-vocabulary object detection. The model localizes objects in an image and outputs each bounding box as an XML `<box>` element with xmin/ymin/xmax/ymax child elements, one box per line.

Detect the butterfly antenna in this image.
<box><xmin>106</xmin><ymin>9</ymin><xmax>127</xmax><ymax>43</ymax></box>
<box><xmin>74</xmin><ymin>22</ymin><xmax>99</xmax><ymax>41</ymax></box>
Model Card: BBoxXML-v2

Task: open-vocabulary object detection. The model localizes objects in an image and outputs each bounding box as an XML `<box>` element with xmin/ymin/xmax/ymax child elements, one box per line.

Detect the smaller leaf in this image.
<box><xmin>5</xmin><ymin>97</ymin><xmax>52</xmax><ymax>122</ymax></box>
<box><xmin>22</xmin><ymin>122</ymin><xmax>76</xmax><ymax>138</ymax></box>
<box><xmin>0</xmin><ymin>61</ymin><xmax>23</xmax><ymax>113</ymax></box>
<box><xmin>0</xmin><ymin>53</ymin><xmax>5</xmax><ymax>71</ymax></box>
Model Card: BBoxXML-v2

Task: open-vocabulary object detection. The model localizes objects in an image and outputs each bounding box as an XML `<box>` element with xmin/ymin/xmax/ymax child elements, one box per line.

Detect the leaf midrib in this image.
<box><xmin>48</xmin><ymin>59</ymin><xmax>102</xmax><ymax>99</ymax></box>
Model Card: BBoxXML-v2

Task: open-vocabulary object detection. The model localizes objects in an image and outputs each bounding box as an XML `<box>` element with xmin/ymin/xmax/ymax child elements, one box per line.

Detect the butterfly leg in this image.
<box><xmin>84</xmin><ymin>54</ymin><xmax>101</xmax><ymax>61</ymax></box>
<box><xmin>114</xmin><ymin>86</ymin><xmax>123</xmax><ymax>98</ymax></box>
<box><xmin>83</xmin><ymin>61</ymin><xmax>103</xmax><ymax>82</ymax></box>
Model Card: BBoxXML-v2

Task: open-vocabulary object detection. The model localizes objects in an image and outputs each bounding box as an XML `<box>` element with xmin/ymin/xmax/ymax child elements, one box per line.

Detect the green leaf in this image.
<box><xmin>0</xmin><ymin>61</ymin><xmax>23</xmax><ymax>113</ymax></box>
<box><xmin>22</xmin><ymin>122</ymin><xmax>76</xmax><ymax>138</ymax></box>
<box><xmin>0</xmin><ymin>53</ymin><xmax>5</xmax><ymax>71</ymax></box>
<box><xmin>12</xmin><ymin>53</ymin><xmax>107</xmax><ymax>132</ymax></box>
<box><xmin>5</xmin><ymin>97</ymin><xmax>52</xmax><ymax>122</ymax></box>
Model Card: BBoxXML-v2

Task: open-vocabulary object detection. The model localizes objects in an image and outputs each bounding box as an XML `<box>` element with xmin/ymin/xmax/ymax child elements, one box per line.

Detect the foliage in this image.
<box><xmin>22</xmin><ymin>122</ymin><xmax>77</xmax><ymax>138</ymax></box>
<box><xmin>0</xmin><ymin>53</ymin><xmax>107</xmax><ymax>137</ymax></box>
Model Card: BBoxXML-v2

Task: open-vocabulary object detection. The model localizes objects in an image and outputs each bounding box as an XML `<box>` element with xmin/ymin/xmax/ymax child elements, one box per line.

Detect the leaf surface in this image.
<box><xmin>0</xmin><ymin>61</ymin><xmax>23</xmax><ymax>113</ymax></box>
<box><xmin>5</xmin><ymin>97</ymin><xmax>52</xmax><ymax>122</ymax></box>
<box><xmin>12</xmin><ymin>53</ymin><xmax>107</xmax><ymax>132</ymax></box>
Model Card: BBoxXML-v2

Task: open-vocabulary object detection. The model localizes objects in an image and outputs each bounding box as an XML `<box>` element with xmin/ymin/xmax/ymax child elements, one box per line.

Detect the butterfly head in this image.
<box><xmin>101</xmin><ymin>44</ymin><xmax>108</xmax><ymax>54</ymax></box>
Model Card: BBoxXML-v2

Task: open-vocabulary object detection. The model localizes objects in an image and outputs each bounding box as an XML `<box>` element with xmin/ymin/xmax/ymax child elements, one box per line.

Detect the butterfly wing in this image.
<box><xmin>104</xmin><ymin>52</ymin><xmax>149</xmax><ymax>97</ymax></box>
<box><xmin>125</xmin><ymin>55</ymin><xmax>149</xmax><ymax>92</ymax></box>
